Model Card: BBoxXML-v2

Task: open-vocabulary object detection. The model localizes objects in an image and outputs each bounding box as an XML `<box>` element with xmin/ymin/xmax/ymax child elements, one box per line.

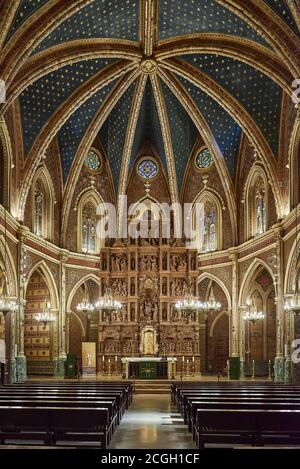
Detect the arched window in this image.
<box><xmin>202</xmin><ymin>201</ymin><xmax>217</xmax><ymax>252</ymax></box>
<box><xmin>191</xmin><ymin>192</ymin><xmax>222</xmax><ymax>252</ymax></box>
<box><xmin>76</xmin><ymin>190</ymin><xmax>105</xmax><ymax>254</ymax></box>
<box><xmin>245</xmin><ymin>169</ymin><xmax>268</xmax><ymax>239</ymax></box>
<box><xmin>81</xmin><ymin>201</ymin><xmax>97</xmax><ymax>254</ymax></box>
<box><xmin>32</xmin><ymin>169</ymin><xmax>54</xmax><ymax>240</ymax></box>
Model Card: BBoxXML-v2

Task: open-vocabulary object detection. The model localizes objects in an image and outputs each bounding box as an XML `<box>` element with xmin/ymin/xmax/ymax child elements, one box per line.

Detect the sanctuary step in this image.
<box><xmin>133</xmin><ymin>380</ymin><xmax>171</xmax><ymax>394</ymax></box>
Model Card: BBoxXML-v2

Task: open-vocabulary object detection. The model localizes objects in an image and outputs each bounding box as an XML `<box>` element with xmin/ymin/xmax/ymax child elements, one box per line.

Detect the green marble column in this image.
<box><xmin>53</xmin><ymin>355</ymin><xmax>66</xmax><ymax>377</ymax></box>
<box><xmin>274</xmin><ymin>355</ymin><xmax>285</xmax><ymax>383</ymax></box>
<box><xmin>15</xmin><ymin>355</ymin><xmax>26</xmax><ymax>383</ymax></box>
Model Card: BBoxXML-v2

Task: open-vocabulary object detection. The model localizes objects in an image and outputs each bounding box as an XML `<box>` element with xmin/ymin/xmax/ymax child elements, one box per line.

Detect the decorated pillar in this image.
<box><xmin>54</xmin><ymin>250</ymin><xmax>69</xmax><ymax>376</ymax></box>
<box><xmin>274</xmin><ymin>226</ymin><xmax>285</xmax><ymax>383</ymax></box>
<box><xmin>284</xmin><ymin>310</ymin><xmax>292</xmax><ymax>383</ymax></box>
<box><xmin>15</xmin><ymin>226</ymin><xmax>29</xmax><ymax>382</ymax></box>
<box><xmin>228</xmin><ymin>249</ymin><xmax>240</xmax><ymax>379</ymax></box>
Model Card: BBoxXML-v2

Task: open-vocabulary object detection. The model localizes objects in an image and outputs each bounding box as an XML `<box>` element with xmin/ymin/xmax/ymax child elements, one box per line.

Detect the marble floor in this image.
<box><xmin>109</xmin><ymin>394</ymin><xmax>195</xmax><ymax>449</ymax></box>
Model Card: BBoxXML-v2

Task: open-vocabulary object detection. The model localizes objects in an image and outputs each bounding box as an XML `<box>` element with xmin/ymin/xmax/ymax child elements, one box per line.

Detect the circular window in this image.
<box><xmin>195</xmin><ymin>149</ymin><xmax>213</xmax><ymax>170</ymax></box>
<box><xmin>85</xmin><ymin>149</ymin><xmax>102</xmax><ymax>172</ymax></box>
<box><xmin>137</xmin><ymin>159</ymin><xmax>158</xmax><ymax>180</ymax></box>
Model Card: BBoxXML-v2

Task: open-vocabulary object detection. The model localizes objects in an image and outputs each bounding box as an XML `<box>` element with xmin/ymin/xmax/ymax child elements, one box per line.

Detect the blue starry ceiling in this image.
<box><xmin>130</xmin><ymin>79</ymin><xmax>167</xmax><ymax>172</ymax></box>
<box><xmin>263</xmin><ymin>0</ymin><xmax>299</xmax><ymax>35</ymax></box>
<box><xmin>99</xmin><ymin>81</ymin><xmax>136</xmax><ymax>192</ymax></box>
<box><xmin>32</xmin><ymin>0</ymin><xmax>140</xmax><ymax>56</ymax></box>
<box><xmin>19</xmin><ymin>58</ymin><xmax>115</xmax><ymax>157</ymax></box>
<box><xmin>161</xmin><ymin>80</ymin><xmax>198</xmax><ymax>191</ymax></box>
<box><xmin>175</xmin><ymin>74</ymin><xmax>242</xmax><ymax>180</ymax></box>
<box><xmin>58</xmin><ymin>79</ymin><xmax>117</xmax><ymax>183</ymax></box>
<box><xmin>158</xmin><ymin>0</ymin><xmax>271</xmax><ymax>48</ymax></box>
<box><xmin>181</xmin><ymin>55</ymin><xmax>282</xmax><ymax>157</ymax></box>
<box><xmin>5</xmin><ymin>0</ymin><xmax>48</xmax><ymax>44</ymax></box>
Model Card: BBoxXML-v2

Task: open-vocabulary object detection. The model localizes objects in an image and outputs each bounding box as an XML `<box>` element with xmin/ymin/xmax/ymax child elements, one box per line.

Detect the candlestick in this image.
<box><xmin>251</xmin><ymin>359</ymin><xmax>255</xmax><ymax>380</ymax></box>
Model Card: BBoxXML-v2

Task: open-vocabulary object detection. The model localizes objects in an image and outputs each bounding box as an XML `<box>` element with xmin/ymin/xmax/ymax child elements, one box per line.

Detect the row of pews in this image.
<box><xmin>0</xmin><ymin>380</ymin><xmax>133</xmax><ymax>448</ymax></box>
<box><xmin>171</xmin><ymin>381</ymin><xmax>300</xmax><ymax>448</ymax></box>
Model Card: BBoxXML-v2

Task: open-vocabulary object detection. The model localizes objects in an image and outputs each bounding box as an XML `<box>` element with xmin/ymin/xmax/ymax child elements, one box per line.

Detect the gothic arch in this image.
<box><xmin>31</xmin><ymin>165</ymin><xmax>56</xmax><ymax>241</ymax></box>
<box><xmin>75</xmin><ymin>188</ymin><xmax>105</xmax><ymax>254</ymax></box>
<box><xmin>0</xmin><ymin>119</ymin><xmax>13</xmax><ymax>209</ymax></box>
<box><xmin>66</xmin><ymin>274</ymin><xmax>100</xmax><ymax>313</ymax></box>
<box><xmin>25</xmin><ymin>260</ymin><xmax>59</xmax><ymax>310</ymax></box>
<box><xmin>0</xmin><ymin>233</ymin><xmax>17</xmax><ymax>296</ymax></box>
<box><xmin>288</xmin><ymin>115</ymin><xmax>300</xmax><ymax>209</ymax></box>
<box><xmin>197</xmin><ymin>272</ymin><xmax>231</xmax><ymax>309</ymax></box>
<box><xmin>209</xmin><ymin>310</ymin><xmax>230</xmax><ymax>338</ymax></box>
<box><xmin>239</xmin><ymin>258</ymin><xmax>275</xmax><ymax>307</ymax></box>
<box><xmin>243</xmin><ymin>163</ymin><xmax>269</xmax><ymax>240</ymax></box>
<box><xmin>191</xmin><ymin>189</ymin><xmax>224</xmax><ymax>252</ymax></box>
<box><xmin>284</xmin><ymin>229</ymin><xmax>300</xmax><ymax>294</ymax></box>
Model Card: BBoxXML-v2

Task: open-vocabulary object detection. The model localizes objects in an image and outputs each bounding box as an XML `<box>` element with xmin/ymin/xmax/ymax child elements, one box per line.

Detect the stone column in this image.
<box><xmin>228</xmin><ymin>249</ymin><xmax>240</xmax><ymax>378</ymax></box>
<box><xmin>274</xmin><ymin>226</ymin><xmax>285</xmax><ymax>383</ymax></box>
<box><xmin>15</xmin><ymin>226</ymin><xmax>29</xmax><ymax>382</ymax></box>
<box><xmin>54</xmin><ymin>250</ymin><xmax>69</xmax><ymax>376</ymax></box>
<box><xmin>284</xmin><ymin>310</ymin><xmax>292</xmax><ymax>383</ymax></box>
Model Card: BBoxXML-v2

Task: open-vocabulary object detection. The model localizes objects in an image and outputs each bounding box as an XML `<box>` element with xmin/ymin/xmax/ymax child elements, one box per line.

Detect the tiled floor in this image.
<box><xmin>109</xmin><ymin>394</ymin><xmax>195</xmax><ymax>449</ymax></box>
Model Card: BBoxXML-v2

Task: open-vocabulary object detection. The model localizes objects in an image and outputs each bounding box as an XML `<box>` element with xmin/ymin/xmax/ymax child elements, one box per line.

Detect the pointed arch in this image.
<box><xmin>243</xmin><ymin>163</ymin><xmax>269</xmax><ymax>240</ymax></box>
<box><xmin>25</xmin><ymin>260</ymin><xmax>59</xmax><ymax>310</ymax></box>
<box><xmin>197</xmin><ymin>271</ymin><xmax>231</xmax><ymax>309</ymax></box>
<box><xmin>0</xmin><ymin>233</ymin><xmax>17</xmax><ymax>297</ymax></box>
<box><xmin>66</xmin><ymin>273</ymin><xmax>100</xmax><ymax>312</ymax></box>
<box><xmin>75</xmin><ymin>188</ymin><xmax>105</xmax><ymax>254</ymax></box>
<box><xmin>31</xmin><ymin>165</ymin><xmax>56</xmax><ymax>241</ymax></box>
<box><xmin>0</xmin><ymin>118</ymin><xmax>13</xmax><ymax>209</ymax></box>
<box><xmin>288</xmin><ymin>112</ymin><xmax>300</xmax><ymax>209</ymax></box>
<box><xmin>191</xmin><ymin>189</ymin><xmax>224</xmax><ymax>253</ymax></box>
<box><xmin>209</xmin><ymin>310</ymin><xmax>230</xmax><ymax>338</ymax></box>
<box><xmin>239</xmin><ymin>258</ymin><xmax>275</xmax><ymax>307</ymax></box>
<box><xmin>284</xmin><ymin>227</ymin><xmax>300</xmax><ymax>294</ymax></box>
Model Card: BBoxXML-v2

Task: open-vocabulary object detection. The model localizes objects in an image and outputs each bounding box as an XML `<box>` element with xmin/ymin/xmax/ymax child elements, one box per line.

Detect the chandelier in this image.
<box><xmin>202</xmin><ymin>287</ymin><xmax>221</xmax><ymax>312</ymax></box>
<box><xmin>242</xmin><ymin>299</ymin><xmax>265</xmax><ymax>323</ymax></box>
<box><xmin>175</xmin><ymin>288</ymin><xmax>204</xmax><ymax>319</ymax></box>
<box><xmin>95</xmin><ymin>288</ymin><xmax>121</xmax><ymax>316</ymax></box>
<box><xmin>35</xmin><ymin>299</ymin><xmax>55</xmax><ymax>328</ymax></box>
<box><xmin>76</xmin><ymin>288</ymin><xmax>95</xmax><ymax>314</ymax></box>
<box><xmin>0</xmin><ymin>295</ymin><xmax>19</xmax><ymax>315</ymax></box>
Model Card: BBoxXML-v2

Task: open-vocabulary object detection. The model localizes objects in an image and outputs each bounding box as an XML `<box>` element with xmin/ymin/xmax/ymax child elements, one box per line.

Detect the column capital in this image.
<box><xmin>59</xmin><ymin>249</ymin><xmax>69</xmax><ymax>263</ymax></box>
<box><xmin>17</xmin><ymin>225</ymin><xmax>30</xmax><ymax>243</ymax></box>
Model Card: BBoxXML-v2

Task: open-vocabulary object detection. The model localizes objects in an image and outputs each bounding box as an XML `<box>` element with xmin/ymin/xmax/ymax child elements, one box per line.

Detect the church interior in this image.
<box><xmin>0</xmin><ymin>0</ymin><xmax>300</xmax><ymax>452</ymax></box>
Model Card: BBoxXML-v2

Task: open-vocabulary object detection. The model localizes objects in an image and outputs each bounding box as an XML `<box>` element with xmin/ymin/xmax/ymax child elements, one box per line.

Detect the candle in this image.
<box><xmin>102</xmin><ymin>355</ymin><xmax>105</xmax><ymax>362</ymax></box>
<box><xmin>192</xmin><ymin>356</ymin><xmax>194</xmax><ymax>362</ymax></box>
<box><xmin>108</xmin><ymin>358</ymin><xmax>111</xmax><ymax>364</ymax></box>
<box><xmin>182</xmin><ymin>356</ymin><xmax>185</xmax><ymax>362</ymax></box>
<box><xmin>115</xmin><ymin>355</ymin><xmax>118</xmax><ymax>362</ymax></box>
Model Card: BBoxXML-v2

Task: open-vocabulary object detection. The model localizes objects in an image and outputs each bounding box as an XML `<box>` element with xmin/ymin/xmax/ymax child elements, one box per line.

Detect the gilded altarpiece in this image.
<box><xmin>97</xmin><ymin>241</ymin><xmax>203</xmax><ymax>375</ymax></box>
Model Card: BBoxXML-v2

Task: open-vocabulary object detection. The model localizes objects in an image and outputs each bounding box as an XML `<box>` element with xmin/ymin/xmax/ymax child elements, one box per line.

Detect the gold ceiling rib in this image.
<box><xmin>158</xmin><ymin>66</ymin><xmax>237</xmax><ymax>245</ymax></box>
<box><xmin>117</xmin><ymin>73</ymin><xmax>148</xmax><ymax>227</ymax></box>
<box><xmin>0</xmin><ymin>40</ymin><xmax>142</xmax><ymax>117</ymax></box>
<box><xmin>0</xmin><ymin>0</ymin><xmax>91</xmax><ymax>86</ymax></box>
<box><xmin>156</xmin><ymin>35</ymin><xmax>293</xmax><ymax>95</ymax></box>
<box><xmin>286</xmin><ymin>0</ymin><xmax>300</xmax><ymax>32</ymax></box>
<box><xmin>18</xmin><ymin>60</ymin><xmax>139</xmax><ymax>220</ymax></box>
<box><xmin>150</xmin><ymin>72</ymin><xmax>179</xmax><ymax>207</ymax></box>
<box><xmin>217</xmin><ymin>0</ymin><xmax>300</xmax><ymax>76</ymax></box>
<box><xmin>142</xmin><ymin>0</ymin><xmax>158</xmax><ymax>57</ymax></box>
<box><xmin>161</xmin><ymin>57</ymin><xmax>284</xmax><ymax>218</ymax></box>
<box><xmin>0</xmin><ymin>0</ymin><xmax>21</xmax><ymax>50</ymax></box>
<box><xmin>61</xmin><ymin>69</ymin><xmax>141</xmax><ymax>246</ymax></box>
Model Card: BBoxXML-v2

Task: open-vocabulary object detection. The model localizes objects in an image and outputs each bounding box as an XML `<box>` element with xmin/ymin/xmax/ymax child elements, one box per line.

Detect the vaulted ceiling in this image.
<box><xmin>0</xmin><ymin>0</ymin><xmax>299</xmax><ymax>210</ymax></box>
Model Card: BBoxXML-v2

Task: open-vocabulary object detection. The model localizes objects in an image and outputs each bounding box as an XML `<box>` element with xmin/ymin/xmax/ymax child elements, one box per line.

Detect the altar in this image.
<box><xmin>121</xmin><ymin>357</ymin><xmax>177</xmax><ymax>379</ymax></box>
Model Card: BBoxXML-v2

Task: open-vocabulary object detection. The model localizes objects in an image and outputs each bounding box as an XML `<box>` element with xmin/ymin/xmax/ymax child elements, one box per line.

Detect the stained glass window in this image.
<box><xmin>85</xmin><ymin>150</ymin><xmax>101</xmax><ymax>172</ymax></box>
<box><xmin>195</xmin><ymin>149</ymin><xmax>213</xmax><ymax>170</ymax></box>
<box><xmin>137</xmin><ymin>159</ymin><xmax>158</xmax><ymax>179</ymax></box>
<box><xmin>82</xmin><ymin>202</ymin><xmax>97</xmax><ymax>254</ymax></box>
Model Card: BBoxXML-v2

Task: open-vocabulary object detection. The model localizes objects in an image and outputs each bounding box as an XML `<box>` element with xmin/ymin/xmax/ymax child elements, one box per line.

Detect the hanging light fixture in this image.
<box><xmin>77</xmin><ymin>283</ymin><xmax>95</xmax><ymax>314</ymax></box>
<box><xmin>202</xmin><ymin>250</ymin><xmax>222</xmax><ymax>312</ymax></box>
<box><xmin>0</xmin><ymin>208</ymin><xmax>19</xmax><ymax>316</ymax></box>
<box><xmin>94</xmin><ymin>287</ymin><xmax>121</xmax><ymax>321</ymax></box>
<box><xmin>284</xmin><ymin>204</ymin><xmax>300</xmax><ymax>312</ymax></box>
<box><xmin>35</xmin><ymin>298</ymin><xmax>55</xmax><ymax>328</ymax></box>
<box><xmin>242</xmin><ymin>298</ymin><xmax>265</xmax><ymax>323</ymax></box>
<box><xmin>175</xmin><ymin>287</ymin><xmax>205</xmax><ymax>321</ymax></box>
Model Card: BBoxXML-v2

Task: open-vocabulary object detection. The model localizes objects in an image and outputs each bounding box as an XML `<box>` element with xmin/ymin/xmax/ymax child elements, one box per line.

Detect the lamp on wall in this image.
<box><xmin>284</xmin><ymin>204</ymin><xmax>300</xmax><ymax>312</ymax></box>
<box><xmin>0</xmin><ymin>208</ymin><xmax>18</xmax><ymax>316</ymax></box>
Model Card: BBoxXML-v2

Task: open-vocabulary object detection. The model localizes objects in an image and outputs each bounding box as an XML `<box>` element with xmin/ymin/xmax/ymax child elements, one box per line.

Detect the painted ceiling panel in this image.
<box><xmin>181</xmin><ymin>54</ymin><xmax>282</xmax><ymax>157</ymax></box>
<box><xmin>158</xmin><ymin>0</ymin><xmax>271</xmax><ymax>48</ymax></box>
<box><xmin>33</xmin><ymin>0</ymin><xmax>140</xmax><ymax>55</ymax></box>
<box><xmin>161</xmin><ymin>80</ymin><xmax>198</xmax><ymax>191</ymax></box>
<box><xmin>5</xmin><ymin>0</ymin><xmax>48</xmax><ymax>43</ymax></box>
<box><xmin>58</xmin><ymin>79</ymin><xmax>117</xmax><ymax>183</ymax></box>
<box><xmin>19</xmin><ymin>58</ymin><xmax>115</xmax><ymax>157</ymax></box>
<box><xmin>130</xmin><ymin>79</ymin><xmax>168</xmax><ymax>171</ymax></box>
<box><xmin>176</xmin><ymin>74</ymin><xmax>242</xmax><ymax>180</ymax></box>
<box><xmin>263</xmin><ymin>0</ymin><xmax>299</xmax><ymax>34</ymax></box>
<box><xmin>99</xmin><ymin>80</ymin><xmax>136</xmax><ymax>193</ymax></box>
